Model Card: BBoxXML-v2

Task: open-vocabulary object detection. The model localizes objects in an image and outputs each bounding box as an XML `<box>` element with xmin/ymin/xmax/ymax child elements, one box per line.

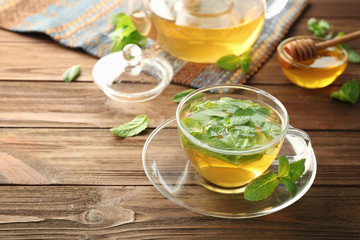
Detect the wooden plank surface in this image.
<box><xmin>0</xmin><ymin>185</ymin><xmax>359</xmax><ymax>239</ymax></box>
<box><xmin>0</xmin><ymin>185</ymin><xmax>358</xmax><ymax>239</ymax></box>
<box><xmin>0</xmin><ymin>0</ymin><xmax>360</xmax><ymax>238</ymax></box>
<box><xmin>1</xmin><ymin>82</ymin><xmax>359</xmax><ymax>130</ymax></box>
<box><xmin>0</xmin><ymin>128</ymin><xmax>359</xmax><ymax>186</ymax></box>
<box><xmin>0</xmin><ymin>42</ymin><xmax>97</xmax><ymax>81</ymax></box>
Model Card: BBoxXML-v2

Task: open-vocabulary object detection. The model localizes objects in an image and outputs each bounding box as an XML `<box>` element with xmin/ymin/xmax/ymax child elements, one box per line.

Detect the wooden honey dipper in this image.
<box><xmin>284</xmin><ymin>30</ymin><xmax>360</xmax><ymax>61</ymax></box>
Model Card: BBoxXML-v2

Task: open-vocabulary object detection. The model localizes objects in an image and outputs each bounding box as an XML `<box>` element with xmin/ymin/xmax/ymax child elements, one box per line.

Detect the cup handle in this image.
<box><xmin>265</xmin><ymin>0</ymin><xmax>288</xmax><ymax>19</ymax></box>
<box><xmin>282</xmin><ymin>127</ymin><xmax>313</xmax><ymax>162</ymax></box>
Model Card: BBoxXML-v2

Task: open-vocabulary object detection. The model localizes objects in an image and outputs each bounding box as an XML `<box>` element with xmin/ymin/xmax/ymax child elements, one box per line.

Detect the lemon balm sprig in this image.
<box><xmin>244</xmin><ymin>156</ymin><xmax>306</xmax><ymax>201</ymax></box>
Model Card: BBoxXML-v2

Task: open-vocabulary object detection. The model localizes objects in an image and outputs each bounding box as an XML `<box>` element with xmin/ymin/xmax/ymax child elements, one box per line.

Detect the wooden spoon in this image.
<box><xmin>284</xmin><ymin>30</ymin><xmax>360</xmax><ymax>61</ymax></box>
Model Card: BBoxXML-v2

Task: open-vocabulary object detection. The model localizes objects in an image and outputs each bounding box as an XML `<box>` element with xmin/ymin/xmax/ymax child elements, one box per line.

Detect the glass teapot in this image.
<box><xmin>129</xmin><ymin>0</ymin><xmax>288</xmax><ymax>63</ymax></box>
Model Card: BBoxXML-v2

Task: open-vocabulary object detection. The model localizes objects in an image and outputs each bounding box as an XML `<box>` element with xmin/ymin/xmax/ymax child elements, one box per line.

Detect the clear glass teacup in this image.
<box><xmin>176</xmin><ymin>84</ymin><xmax>312</xmax><ymax>193</ymax></box>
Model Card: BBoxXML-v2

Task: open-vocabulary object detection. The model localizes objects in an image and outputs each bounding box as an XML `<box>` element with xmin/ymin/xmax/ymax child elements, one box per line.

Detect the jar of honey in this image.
<box><xmin>277</xmin><ymin>36</ymin><xmax>348</xmax><ymax>89</ymax></box>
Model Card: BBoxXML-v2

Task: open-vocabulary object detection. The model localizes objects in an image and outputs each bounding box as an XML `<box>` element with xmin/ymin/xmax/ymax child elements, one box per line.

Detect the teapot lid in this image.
<box><xmin>92</xmin><ymin>44</ymin><xmax>173</xmax><ymax>102</ymax></box>
<box><xmin>150</xmin><ymin>0</ymin><xmax>239</xmax><ymax>29</ymax></box>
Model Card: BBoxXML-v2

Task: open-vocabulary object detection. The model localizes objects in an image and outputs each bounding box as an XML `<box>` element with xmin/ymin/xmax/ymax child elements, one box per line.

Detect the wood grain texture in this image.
<box><xmin>0</xmin><ymin>42</ymin><xmax>97</xmax><ymax>81</ymax></box>
<box><xmin>0</xmin><ymin>185</ymin><xmax>358</xmax><ymax>239</ymax></box>
<box><xmin>0</xmin><ymin>128</ymin><xmax>358</xmax><ymax>186</ymax></box>
<box><xmin>0</xmin><ymin>29</ymin><xmax>53</xmax><ymax>43</ymax></box>
<box><xmin>307</xmin><ymin>0</ymin><xmax>360</xmax><ymax>18</ymax></box>
<box><xmin>0</xmin><ymin>0</ymin><xmax>359</xmax><ymax>238</ymax></box>
<box><xmin>0</xmin><ymin>82</ymin><xmax>359</xmax><ymax>130</ymax></box>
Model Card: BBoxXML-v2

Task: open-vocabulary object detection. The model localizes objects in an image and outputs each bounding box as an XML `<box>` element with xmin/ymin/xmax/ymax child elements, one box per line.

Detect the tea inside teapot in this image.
<box><xmin>130</xmin><ymin>0</ymin><xmax>288</xmax><ymax>63</ymax></box>
<box><xmin>148</xmin><ymin>0</ymin><xmax>265</xmax><ymax>63</ymax></box>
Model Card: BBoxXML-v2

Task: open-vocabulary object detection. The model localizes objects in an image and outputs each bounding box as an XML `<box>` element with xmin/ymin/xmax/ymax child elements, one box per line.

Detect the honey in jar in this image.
<box><xmin>277</xmin><ymin>36</ymin><xmax>348</xmax><ymax>89</ymax></box>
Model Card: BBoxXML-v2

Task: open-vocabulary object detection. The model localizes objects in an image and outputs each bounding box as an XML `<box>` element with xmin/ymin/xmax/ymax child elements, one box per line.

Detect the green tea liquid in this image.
<box><xmin>179</xmin><ymin>97</ymin><xmax>283</xmax><ymax>188</ymax></box>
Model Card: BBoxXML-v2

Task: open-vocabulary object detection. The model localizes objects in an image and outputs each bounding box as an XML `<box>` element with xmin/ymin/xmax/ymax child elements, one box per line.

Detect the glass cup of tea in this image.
<box><xmin>176</xmin><ymin>84</ymin><xmax>313</xmax><ymax>193</ymax></box>
<box><xmin>129</xmin><ymin>0</ymin><xmax>289</xmax><ymax>63</ymax></box>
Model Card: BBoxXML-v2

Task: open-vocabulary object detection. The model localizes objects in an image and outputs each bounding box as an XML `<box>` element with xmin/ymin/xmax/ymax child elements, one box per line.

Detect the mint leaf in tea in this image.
<box><xmin>179</xmin><ymin>97</ymin><xmax>283</xmax><ymax>188</ymax></box>
<box><xmin>216</xmin><ymin>48</ymin><xmax>253</xmax><ymax>73</ymax></box>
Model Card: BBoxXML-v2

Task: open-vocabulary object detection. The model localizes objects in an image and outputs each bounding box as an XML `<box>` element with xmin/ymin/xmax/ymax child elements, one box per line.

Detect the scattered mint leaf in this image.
<box><xmin>330</xmin><ymin>79</ymin><xmax>359</xmax><ymax>104</ymax></box>
<box><xmin>216</xmin><ymin>48</ymin><xmax>252</xmax><ymax>72</ymax></box>
<box><xmin>109</xmin><ymin>13</ymin><xmax>147</xmax><ymax>53</ymax></box>
<box><xmin>289</xmin><ymin>158</ymin><xmax>306</xmax><ymax>181</ymax></box>
<box><xmin>307</xmin><ymin>18</ymin><xmax>318</xmax><ymax>32</ymax></box>
<box><xmin>244</xmin><ymin>171</ymin><xmax>279</xmax><ymax>201</ymax></box>
<box><xmin>216</xmin><ymin>54</ymin><xmax>241</xmax><ymax>70</ymax></box>
<box><xmin>110</xmin><ymin>13</ymin><xmax>132</xmax><ymax>27</ymax></box>
<box><xmin>280</xmin><ymin>177</ymin><xmax>297</xmax><ymax>197</ymax></box>
<box><xmin>318</xmin><ymin>19</ymin><xmax>333</xmax><ymax>39</ymax></box>
<box><xmin>239</xmin><ymin>48</ymin><xmax>253</xmax><ymax>74</ymax></box>
<box><xmin>342</xmin><ymin>44</ymin><xmax>360</xmax><ymax>64</ymax></box>
<box><xmin>62</xmin><ymin>65</ymin><xmax>81</xmax><ymax>82</ymax></box>
<box><xmin>240</xmin><ymin>60</ymin><xmax>250</xmax><ymax>74</ymax></box>
<box><xmin>172</xmin><ymin>89</ymin><xmax>196</xmax><ymax>102</ymax></box>
<box><xmin>110</xmin><ymin>30</ymin><xmax>147</xmax><ymax>53</ymax></box>
<box><xmin>278</xmin><ymin>155</ymin><xmax>290</xmax><ymax>178</ymax></box>
<box><xmin>110</xmin><ymin>114</ymin><xmax>148</xmax><ymax>137</ymax></box>
<box><xmin>318</xmin><ymin>19</ymin><xmax>331</xmax><ymax>30</ymax></box>
<box><xmin>307</xmin><ymin>18</ymin><xmax>333</xmax><ymax>39</ymax></box>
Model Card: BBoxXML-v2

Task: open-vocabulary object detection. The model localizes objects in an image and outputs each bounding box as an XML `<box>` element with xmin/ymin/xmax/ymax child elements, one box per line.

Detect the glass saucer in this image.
<box><xmin>142</xmin><ymin>117</ymin><xmax>317</xmax><ymax>219</ymax></box>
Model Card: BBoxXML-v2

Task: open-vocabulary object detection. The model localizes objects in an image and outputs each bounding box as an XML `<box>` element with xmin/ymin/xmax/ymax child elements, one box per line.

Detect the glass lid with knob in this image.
<box><xmin>92</xmin><ymin>44</ymin><xmax>173</xmax><ymax>102</ymax></box>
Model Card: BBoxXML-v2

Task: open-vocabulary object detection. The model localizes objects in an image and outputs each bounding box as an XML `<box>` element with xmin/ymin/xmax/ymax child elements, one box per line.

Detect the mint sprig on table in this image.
<box><xmin>307</xmin><ymin>18</ymin><xmax>360</xmax><ymax>64</ymax></box>
<box><xmin>111</xmin><ymin>114</ymin><xmax>149</xmax><ymax>138</ymax></box>
<box><xmin>307</xmin><ymin>18</ymin><xmax>333</xmax><ymax>39</ymax></box>
<box><xmin>244</xmin><ymin>156</ymin><xmax>306</xmax><ymax>201</ymax></box>
<box><xmin>216</xmin><ymin>48</ymin><xmax>252</xmax><ymax>72</ymax></box>
<box><xmin>109</xmin><ymin>13</ymin><xmax>147</xmax><ymax>53</ymax></box>
<box><xmin>330</xmin><ymin>79</ymin><xmax>359</xmax><ymax>104</ymax></box>
<box><xmin>62</xmin><ymin>64</ymin><xmax>81</xmax><ymax>82</ymax></box>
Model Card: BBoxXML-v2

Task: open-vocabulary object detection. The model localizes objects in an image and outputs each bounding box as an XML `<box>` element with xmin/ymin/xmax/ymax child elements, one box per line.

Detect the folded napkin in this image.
<box><xmin>0</xmin><ymin>0</ymin><xmax>308</xmax><ymax>87</ymax></box>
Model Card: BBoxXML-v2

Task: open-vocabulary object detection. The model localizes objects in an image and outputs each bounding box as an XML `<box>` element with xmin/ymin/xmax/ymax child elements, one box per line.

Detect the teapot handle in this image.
<box><xmin>127</xmin><ymin>0</ymin><xmax>156</xmax><ymax>38</ymax></box>
<box><xmin>265</xmin><ymin>0</ymin><xmax>288</xmax><ymax>19</ymax></box>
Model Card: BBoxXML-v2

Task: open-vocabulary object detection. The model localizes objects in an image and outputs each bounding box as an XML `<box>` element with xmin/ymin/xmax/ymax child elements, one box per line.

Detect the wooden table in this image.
<box><xmin>0</xmin><ymin>0</ymin><xmax>359</xmax><ymax>238</ymax></box>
